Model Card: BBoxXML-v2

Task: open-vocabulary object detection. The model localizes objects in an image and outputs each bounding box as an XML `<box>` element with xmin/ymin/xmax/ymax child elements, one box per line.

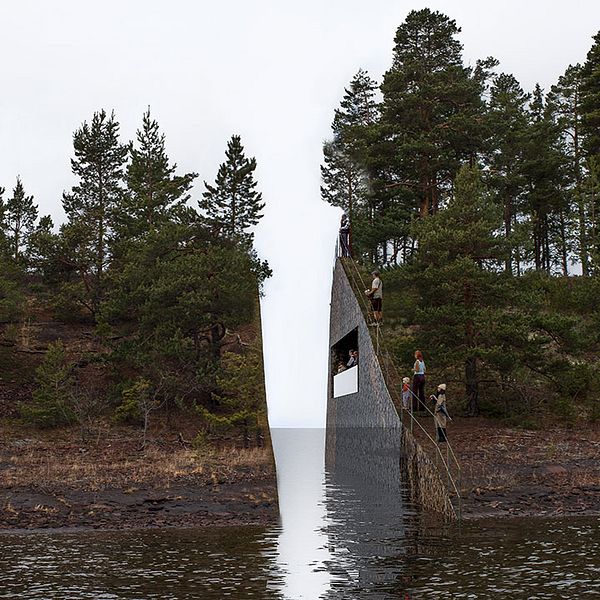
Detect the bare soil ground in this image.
<box><xmin>0</xmin><ymin>425</ymin><xmax>278</xmax><ymax>530</ymax></box>
<box><xmin>432</xmin><ymin>416</ymin><xmax>600</xmax><ymax>519</ymax></box>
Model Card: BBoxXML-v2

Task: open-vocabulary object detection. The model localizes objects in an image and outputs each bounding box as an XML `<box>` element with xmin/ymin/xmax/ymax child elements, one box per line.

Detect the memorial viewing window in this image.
<box><xmin>331</xmin><ymin>328</ymin><xmax>358</xmax><ymax>398</ymax></box>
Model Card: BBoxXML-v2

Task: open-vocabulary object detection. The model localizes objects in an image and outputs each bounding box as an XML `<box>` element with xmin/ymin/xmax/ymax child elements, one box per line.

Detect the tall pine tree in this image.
<box><xmin>321</xmin><ymin>70</ymin><xmax>378</xmax><ymax>258</ymax></box>
<box><xmin>62</xmin><ymin>109</ymin><xmax>128</xmax><ymax>313</ymax></box>
<box><xmin>380</xmin><ymin>9</ymin><xmax>487</xmax><ymax>219</ymax></box>
<box><xmin>0</xmin><ymin>185</ymin><xmax>6</xmax><ymax>256</ymax></box>
<box><xmin>412</xmin><ymin>164</ymin><xmax>507</xmax><ymax>415</ymax></box>
<box><xmin>548</xmin><ymin>64</ymin><xmax>589</xmax><ymax>274</ymax></box>
<box><xmin>581</xmin><ymin>30</ymin><xmax>600</xmax><ymax>159</ymax></box>
<box><xmin>4</xmin><ymin>177</ymin><xmax>38</xmax><ymax>263</ymax></box>
<box><xmin>121</xmin><ymin>108</ymin><xmax>197</xmax><ymax>238</ymax></box>
<box><xmin>521</xmin><ymin>85</ymin><xmax>567</xmax><ymax>273</ymax></box>
<box><xmin>200</xmin><ymin>135</ymin><xmax>264</xmax><ymax>241</ymax></box>
<box><xmin>485</xmin><ymin>73</ymin><xmax>530</xmax><ymax>275</ymax></box>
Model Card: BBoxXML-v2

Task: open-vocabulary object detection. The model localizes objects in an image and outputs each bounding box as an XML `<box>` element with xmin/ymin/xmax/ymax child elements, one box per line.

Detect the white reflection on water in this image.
<box><xmin>271</xmin><ymin>428</ymin><xmax>332</xmax><ymax>599</ymax></box>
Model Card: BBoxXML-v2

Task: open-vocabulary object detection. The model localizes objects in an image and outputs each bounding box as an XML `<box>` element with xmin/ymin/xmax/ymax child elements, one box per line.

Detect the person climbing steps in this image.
<box><xmin>365</xmin><ymin>270</ymin><xmax>383</xmax><ymax>325</ymax></box>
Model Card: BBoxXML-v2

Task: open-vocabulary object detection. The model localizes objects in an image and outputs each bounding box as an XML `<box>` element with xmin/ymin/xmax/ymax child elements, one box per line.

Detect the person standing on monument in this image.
<box><xmin>431</xmin><ymin>383</ymin><xmax>452</xmax><ymax>442</ymax></box>
<box><xmin>412</xmin><ymin>350</ymin><xmax>426</xmax><ymax>412</ymax></box>
<box><xmin>339</xmin><ymin>213</ymin><xmax>351</xmax><ymax>257</ymax></box>
<box><xmin>365</xmin><ymin>270</ymin><xmax>383</xmax><ymax>325</ymax></box>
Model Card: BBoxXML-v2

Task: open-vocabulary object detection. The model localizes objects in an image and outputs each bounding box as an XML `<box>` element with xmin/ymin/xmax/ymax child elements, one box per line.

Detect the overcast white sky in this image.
<box><xmin>1</xmin><ymin>1</ymin><xmax>598</xmax><ymax>427</ymax></box>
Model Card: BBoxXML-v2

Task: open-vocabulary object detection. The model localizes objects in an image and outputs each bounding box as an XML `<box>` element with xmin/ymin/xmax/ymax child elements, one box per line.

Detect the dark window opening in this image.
<box><xmin>331</xmin><ymin>328</ymin><xmax>359</xmax><ymax>377</ymax></box>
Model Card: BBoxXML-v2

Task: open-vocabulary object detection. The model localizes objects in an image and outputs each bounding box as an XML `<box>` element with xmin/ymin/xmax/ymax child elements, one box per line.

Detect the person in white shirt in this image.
<box><xmin>365</xmin><ymin>270</ymin><xmax>383</xmax><ymax>325</ymax></box>
<box><xmin>346</xmin><ymin>349</ymin><xmax>358</xmax><ymax>368</ymax></box>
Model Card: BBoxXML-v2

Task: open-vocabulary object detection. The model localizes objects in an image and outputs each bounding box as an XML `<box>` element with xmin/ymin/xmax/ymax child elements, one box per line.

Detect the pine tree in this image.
<box><xmin>321</xmin><ymin>70</ymin><xmax>378</xmax><ymax>258</ymax></box>
<box><xmin>121</xmin><ymin>108</ymin><xmax>197</xmax><ymax>238</ymax></box>
<box><xmin>412</xmin><ymin>164</ymin><xmax>507</xmax><ymax>415</ymax></box>
<box><xmin>321</xmin><ymin>140</ymin><xmax>370</xmax><ymax>215</ymax></box>
<box><xmin>485</xmin><ymin>73</ymin><xmax>530</xmax><ymax>274</ymax></box>
<box><xmin>200</xmin><ymin>135</ymin><xmax>264</xmax><ymax>241</ymax></box>
<box><xmin>580</xmin><ymin>157</ymin><xmax>600</xmax><ymax>272</ymax></box>
<box><xmin>62</xmin><ymin>109</ymin><xmax>128</xmax><ymax>312</ymax></box>
<box><xmin>548</xmin><ymin>64</ymin><xmax>589</xmax><ymax>274</ymax></box>
<box><xmin>20</xmin><ymin>340</ymin><xmax>75</xmax><ymax>427</ymax></box>
<box><xmin>521</xmin><ymin>85</ymin><xmax>568</xmax><ymax>273</ymax></box>
<box><xmin>0</xmin><ymin>185</ymin><xmax>6</xmax><ymax>256</ymax></box>
<box><xmin>27</xmin><ymin>215</ymin><xmax>59</xmax><ymax>279</ymax></box>
<box><xmin>380</xmin><ymin>9</ymin><xmax>487</xmax><ymax>219</ymax></box>
<box><xmin>4</xmin><ymin>176</ymin><xmax>38</xmax><ymax>263</ymax></box>
<box><xmin>581</xmin><ymin>31</ymin><xmax>600</xmax><ymax>158</ymax></box>
<box><xmin>332</xmin><ymin>69</ymin><xmax>379</xmax><ymax>149</ymax></box>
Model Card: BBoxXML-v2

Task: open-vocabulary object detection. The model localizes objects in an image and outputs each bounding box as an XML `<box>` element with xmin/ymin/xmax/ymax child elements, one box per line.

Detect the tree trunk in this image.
<box><xmin>577</xmin><ymin>191</ymin><xmax>589</xmax><ymax>276</ymax></box>
<box><xmin>533</xmin><ymin>212</ymin><xmax>542</xmax><ymax>271</ymax></box>
<box><xmin>504</xmin><ymin>194</ymin><xmax>513</xmax><ymax>275</ymax></box>
<box><xmin>573</xmin><ymin>94</ymin><xmax>589</xmax><ymax>276</ymax></box>
<box><xmin>465</xmin><ymin>356</ymin><xmax>479</xmax><ymax>416</ymax></box>
<box><xmin>210</xmin><ymin>323</ymin><xmax>226</xmax><ymax>361</ymax></box>
<box><xmin>559</xmin><ymin>208</ymin><xmax>569</xmax><ymax>276</ymax></box>
<box><xmin>347</xmin><ymin>169</ymin><xmax>354</xmax><ymax>256</ymax></box>
<box><xmin>96</xmin><ymin>170</ymin><xmax>105</xmax><ymax>312</ymax></box>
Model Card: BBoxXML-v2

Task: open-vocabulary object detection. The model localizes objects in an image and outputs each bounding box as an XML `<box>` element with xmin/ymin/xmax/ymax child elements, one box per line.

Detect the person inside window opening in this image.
<box><xmin>412</xmin><ymin>350</ymin><xmax>426</xmax><ymax>412</ymax></box>
<box><xmin>365</xmin><ymin>270</ymin><xmax>383</xmax><ymax>325</ymax></box>
<box><xmin>430</xmin><ymin>383</ymin><xmax>452</xmax><ymax>442</ymax></box>
<box><xmin>346</xmin><ymin>349</ymin><xmax>358</xmax><ymax>368</ymax></box>
<box><xmin>339</xmin><ymin>213</ymin><xmax>351</xmax><ymax>257</ymax></box>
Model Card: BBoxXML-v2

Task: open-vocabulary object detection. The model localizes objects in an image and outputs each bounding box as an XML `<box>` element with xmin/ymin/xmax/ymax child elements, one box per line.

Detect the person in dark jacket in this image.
<box><xmin>339</xmin><ymin>214</ymin><xmax>351</xmax><ymax>257</ymax></box>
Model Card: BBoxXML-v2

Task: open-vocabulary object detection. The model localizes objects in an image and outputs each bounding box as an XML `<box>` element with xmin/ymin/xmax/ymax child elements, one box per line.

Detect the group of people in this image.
<box><xmin>339</xmin><ymin>214</ymin><xmax>384</xmax><ymax>326</ymax></box>
<box><xmin>336</xmin><ymin>349</ymin><xmax>358</xmax><ymax>374</ymax></box>
<box><xmin>338</xmin><ymin>214</ymin><xmax>451</xmax><ymax>443</ymax></box>
<box><xmin>401</xmin><ymin>350</ymin><xmax>452</xmax><ymax>443</ymax></box>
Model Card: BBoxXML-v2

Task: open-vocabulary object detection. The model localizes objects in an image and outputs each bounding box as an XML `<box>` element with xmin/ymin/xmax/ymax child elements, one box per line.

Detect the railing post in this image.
<box><xmin>446</xmin><ymin>444</ymin><xmax>450</xmax><ymax>489</ymax></box>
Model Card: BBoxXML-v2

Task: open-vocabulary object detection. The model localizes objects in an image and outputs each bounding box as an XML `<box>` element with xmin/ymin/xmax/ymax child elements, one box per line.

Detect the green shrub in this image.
<box><xmin>113</xmin><ymin>378</ymin><xmax>149</xmax><ymax>425</ymax></box>
<box><xmin>0</xmin><ymin>276</ymin><xmax>23</xmax><ymax>321</ymax></box>
<box><xmin>21</xmin><ymin>340</ymin><xmax>75</xmax><ymax>427</ymax></box>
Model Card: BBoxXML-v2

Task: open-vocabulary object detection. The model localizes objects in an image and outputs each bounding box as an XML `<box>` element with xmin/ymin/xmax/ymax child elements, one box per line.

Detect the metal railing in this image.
<box><xmin>339</xmin><ymin>256</ymin><xmax>462</xmax><ymax>519</ymax></box>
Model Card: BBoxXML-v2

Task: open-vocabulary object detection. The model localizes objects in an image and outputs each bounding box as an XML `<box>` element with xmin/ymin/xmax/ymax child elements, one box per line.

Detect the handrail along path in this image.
<box><xmin>338</xmin><ymin>255</ymin><xmax>462</xmax><ymax>520</ymax></box>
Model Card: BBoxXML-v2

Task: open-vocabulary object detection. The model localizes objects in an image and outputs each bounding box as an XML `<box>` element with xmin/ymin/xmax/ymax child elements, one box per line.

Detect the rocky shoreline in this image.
<box><xmin>0</xmin><ymin>427</ymin><xmax>278</xmax><ymax>531</ymax></box>
<box><xmin>0</xmin><ymin>482</ymin><xmax>278</xmax><ymax>531</ymax></box>
<box><xmin>447</xmin><ymin>417</ymin><xmax>600</xmax><ymax>520</ymax></box>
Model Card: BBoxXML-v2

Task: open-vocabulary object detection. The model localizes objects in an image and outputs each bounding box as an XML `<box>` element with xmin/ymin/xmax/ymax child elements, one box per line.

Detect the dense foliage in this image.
<box><xmin>325</xmin><ymin>9</ymin><xmax>600</xmax><ymax>420</ymax></box>
<box><xmin>0</xmin><ymin>111</ymin><xmax>269</xmax><ymax>444</ymax></box>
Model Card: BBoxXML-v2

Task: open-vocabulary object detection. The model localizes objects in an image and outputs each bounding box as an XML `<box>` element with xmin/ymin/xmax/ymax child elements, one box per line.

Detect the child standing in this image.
<box><xmin>401</xmin><ymin>377</ymin><xmax>411</xmax><ymax>410</ymax></box>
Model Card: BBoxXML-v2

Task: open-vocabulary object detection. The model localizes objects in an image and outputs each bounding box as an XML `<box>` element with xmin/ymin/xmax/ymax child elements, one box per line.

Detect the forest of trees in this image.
<box><xmin>323</xmin><ymin>9</ymin><xmax>600</xmax><ymax>420</ymax></box>
<box><xmin>0</xmin><ymin>109</ymin><xmax>269</xmax><ymax>444</ymax></box>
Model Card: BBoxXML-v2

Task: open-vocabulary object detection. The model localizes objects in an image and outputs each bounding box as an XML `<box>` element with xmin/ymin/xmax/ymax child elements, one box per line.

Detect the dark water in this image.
<box><xmin>1</xmin><ymin>429</ymin><xmax>599</xmax><ymax>599</ymax></box>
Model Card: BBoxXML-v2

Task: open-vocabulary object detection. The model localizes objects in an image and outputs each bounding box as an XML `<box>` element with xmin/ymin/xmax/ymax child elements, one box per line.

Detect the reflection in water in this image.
<box><xmin>0</xmin><ymin>428</ymin><xmax>599</xmax><ymax>599</ymax></box>
<box><xmin>271</xmin><ymin>428</ymin><xmax>331</xmax><ymax>599</ymax></box>
<box><xmin>323</xmin><ymin>426</ymin><xmax>414</xmax><ymax>599</ymax></box>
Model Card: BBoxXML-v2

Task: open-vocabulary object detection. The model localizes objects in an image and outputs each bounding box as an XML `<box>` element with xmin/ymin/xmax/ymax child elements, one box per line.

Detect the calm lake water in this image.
<box><xmin>1</xmin><ymin>429</ymin><xmax>599</xmax><ymax>599</ymax></box>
